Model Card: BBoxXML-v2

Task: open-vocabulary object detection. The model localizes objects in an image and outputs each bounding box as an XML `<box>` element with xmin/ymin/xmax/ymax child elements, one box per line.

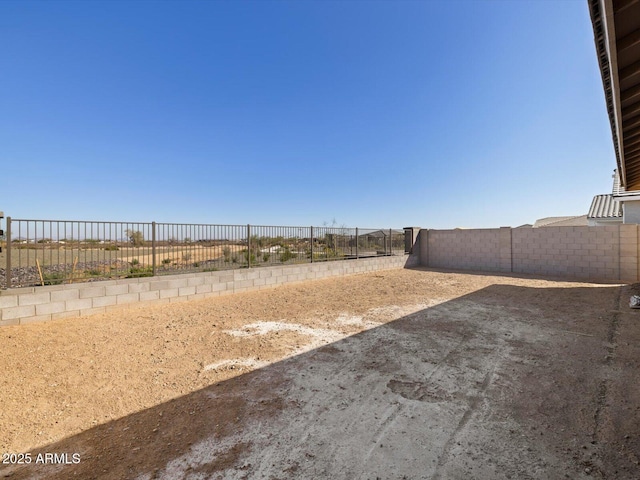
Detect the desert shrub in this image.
<box><xmin>104</xmin><ymin>244</ymin><xmax>119</xmax><ymax>251</ymax></box>
<box><xmin>126</xmin><ymin>229</ymin><xmax>144</xmax><ymax>247</ymax></box>
<box><xmin>222</xmin><ymin>246</ymin><xmax>231</xmax><ymax>263</ymax></box>
<box><xmin>162</xmin><ymin>258</ymin><xmax>171</xmax><ymax>265</ymax></box>
<box><xmin>182</xmin><ymin>252</ymin><xmax>192</xmax><ymax>262</ymax></box>
<box><xmin>263</xmin><ymin>252</ymin><xmax>270</xmax><ymax>262</ymax></box>
<box><xmin>244</xmin><ymin>250</ymin><xmax>256</xmax><ymax>265</ymax></box>
<box><xmin>323</xmin><ymin>246</ymin><xmax>344</xmax><ymax>259</ymax></box>
<box><xmin>131</xmin><ymin>258</ymin><xmax>140</xmax><ymax>265</ymax></box>
<box><xmin>126</xmin><ymin>266</ymin><xmax>153</xmax><ymax>278</ymax></box>
<box><xmin>43</xmin><ymin>272</ymin><xmax>65</xmax><ymax>285</ymax></box>
<box><xmin>280</xmin><ymin>247</ymin><xmax>295</xmax><ymax>262</ymax></box>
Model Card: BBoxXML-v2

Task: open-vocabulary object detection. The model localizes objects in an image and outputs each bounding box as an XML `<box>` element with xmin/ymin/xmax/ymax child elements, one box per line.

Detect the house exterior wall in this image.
<box><xmin>416</xmin><ymin>225</ymin><xmax>638</xmax><ymax>283</ymax></box>
<box><xmin>588</xmin><ymin>218</ymin><xmax>622</xmax><ymax>226</ymax></box>
<box><xmin>623</xmin><ymin>200</ymin><xmax>640</xmax><ymax>224</ymax></box>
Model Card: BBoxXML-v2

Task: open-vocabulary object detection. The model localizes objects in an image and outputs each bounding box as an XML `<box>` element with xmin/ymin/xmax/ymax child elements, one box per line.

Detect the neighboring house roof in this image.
<box><xmin>533</xmin><ymin>215</ymin><xmax>589</xmax><ymax>228</ymax></box>
<box><xmin>588</xmin><ymin>194</ymin><xmax>623</xmax><ymax>219</ymax></box>
<box><xmin>363</xmin><ymin>229</ymin><xmax>403</xmax><ymax>237</ymax></box>
<box><xmin>515</xmin><ymin>224</ymin><xmax>533</xmax><ymax>228</ymax></box>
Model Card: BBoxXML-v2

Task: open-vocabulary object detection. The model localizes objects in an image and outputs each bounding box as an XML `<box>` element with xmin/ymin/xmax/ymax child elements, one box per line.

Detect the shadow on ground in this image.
<box><xmin>3</xmin><ymin>277</ymin><xmax>640</xmax><ymax>479</ymax></box>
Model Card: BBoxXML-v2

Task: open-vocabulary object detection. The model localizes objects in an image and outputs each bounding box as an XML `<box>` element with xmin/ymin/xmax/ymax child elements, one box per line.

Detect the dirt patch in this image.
<box><xmin>1</xmin><ymin>268</ymin><xmax>639</xmax><ymax>478</ymax></box>
<box><xmin>122</xmin><ymin>245</ymin><xmax>246</xmax><ymax>267</ymax></box>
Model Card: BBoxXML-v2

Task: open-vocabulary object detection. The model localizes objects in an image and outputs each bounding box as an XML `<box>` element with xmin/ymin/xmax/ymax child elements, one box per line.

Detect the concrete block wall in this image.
<box><xmin>0</xmin><ymin>255</ymin><xmax>409</xmax><ymax>326</ymax></box>
<box><xmin>619</xmin><ymin>224</ymin><xmax>639</xmax><ymax>281</ymax></box>
<box><xmin>512</xmin><ymin>225</ymin><xmax>620</xmax><ymax>280</ymax></box>
<box><xmin>427</xmin><ymin>228</ymin><xmax>504</xmax><ymax>272</ymax></box>
<box><xmin>417</xmin><ymin>225</ymin><xmax>639</xmax><ymax>283</ymax></box>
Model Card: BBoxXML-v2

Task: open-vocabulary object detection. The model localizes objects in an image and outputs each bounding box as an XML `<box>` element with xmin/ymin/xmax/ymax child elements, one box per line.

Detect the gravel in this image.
<box><xmin>0</xmin><ymin>260</ymin><xmax>131</xmax><ymax>288</ymax></box>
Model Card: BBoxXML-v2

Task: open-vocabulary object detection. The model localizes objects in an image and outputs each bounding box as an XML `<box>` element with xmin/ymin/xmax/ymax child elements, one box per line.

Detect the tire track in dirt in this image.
<box><xmin>364</xmin><ymin>330</ymin><xmax>473</xmax><ymax>462</ymax></box>
<box><xmin>593</xmin><ymin>287</ymin><xmax>622</xmax><ymax>444</ymax></box>
<box><xmin>584</xmin><ymin>286</ymin><xmax>640</xmax><ymax>477</ymax></box>
<box><xmin>431</xmin><ymin>339</ymin><xmax>504</xmax><ymax>480</ymax></box>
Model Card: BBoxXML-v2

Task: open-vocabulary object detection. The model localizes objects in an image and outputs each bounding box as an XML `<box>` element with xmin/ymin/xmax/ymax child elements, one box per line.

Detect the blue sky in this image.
<box><xmin>1</xmin><ymin>0</ymin><xmax>615</xmax><ymax>228</ymax></box>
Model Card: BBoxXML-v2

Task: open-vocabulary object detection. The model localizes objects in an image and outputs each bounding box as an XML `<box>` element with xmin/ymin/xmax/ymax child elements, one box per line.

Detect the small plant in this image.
<box><xmin>193</xmin><ymin>262</ymin><xmax>200</xmax><ymax>268</ymax></box>
<box><xmin>43</xmin><ymin>271</ymin><xmax>66</xmax><ymax>285</ymax></box>
<box><xmin>232</xmin><ymin>255</ymin><xmax>238</xmax><ymax>264</ymax></box>
<box><xmin>162</xmin><ymin>258</ymin><xmax>171</xmax><ymax>265</ymax></box>
<box><xmin>222</xmin><ymin>246</ymin><xmax>231</xmax><ymax>263</ymax></box>
<box><xmin>311</xmin><ymin>252</ymin><xmax>326</xmax><ymax>261</ymax></box>
<box><xmin>263</xmin><ymin>252</ymin><xmax>270</xmax><ymax>262</ymax></box>
<box><xmin>104</xmin><ymin>244</ymin><xmax>119</xmax><ymax>251</ymax></box>
<box><xmin>280</xmin><ymin>247</ymin><xmax>295</xmax><ymax>263</ymax></box>
<box><xmin>126</xmin><ymin>266</ymin><xmax>153</xmax><ymax>278</ymax></box>
<box><xmin>244</xmin><ymin>250</ymin><xmax>256</xmax><ymax>265</ymax></box>
<box><xmin>182</xmin><ymin>252</ymin><xmax>192</xmax><ymax>262</ymax></box>
<box><xmin>87</xmin><ymin>269</ymin><xmax>101</xmax><ymax>276</ymax></box>
<box><xmin>131</xmin><ymin>258</ymin><xmax>140</xmax><ymax>265</ymax></box>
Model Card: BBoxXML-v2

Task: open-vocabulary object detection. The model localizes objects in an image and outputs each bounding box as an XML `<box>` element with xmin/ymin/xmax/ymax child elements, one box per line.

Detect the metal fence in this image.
<box><xmin>0</xmin><ymin>217</ymin><xmax>405</xmax><ymax>288</ymax></box>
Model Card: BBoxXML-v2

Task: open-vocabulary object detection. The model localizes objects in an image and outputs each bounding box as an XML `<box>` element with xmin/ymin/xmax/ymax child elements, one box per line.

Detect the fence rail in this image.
<box><xmin>0</xmin><ymin>217</ymin><xmax>405</xmax><ymax>288</ymax></box>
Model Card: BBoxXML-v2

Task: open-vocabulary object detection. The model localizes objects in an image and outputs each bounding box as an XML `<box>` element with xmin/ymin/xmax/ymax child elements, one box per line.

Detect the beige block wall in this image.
<box><xmin>427</xmin><ymin>229</ymin><xmax>504</xmax><ymax>272</ymax></box>
<box><xmin>619</xmin><ymin>224</ymin><xmax>639</xmax><ymax>282</ymax></box>
<box><xmin>0</xmin><ymin>255</ymin><xmax>410</xmax><ymax>326</ymax></box>
<box><xmin>418</xmin><ymin>225</ymin><xmax>639</xmax><ymax>283</ymax></box>
<box><xmin>512</xmin><ymin>225</ymin><xmax>620</xmax><ymax>280</ymax></box>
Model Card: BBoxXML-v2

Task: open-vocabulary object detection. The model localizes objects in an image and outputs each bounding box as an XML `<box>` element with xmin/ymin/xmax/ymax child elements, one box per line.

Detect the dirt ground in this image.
<box><xmin>0</xmin><ymin>267</ymin><xmax>639</xmax><ymax>479</ymax></box>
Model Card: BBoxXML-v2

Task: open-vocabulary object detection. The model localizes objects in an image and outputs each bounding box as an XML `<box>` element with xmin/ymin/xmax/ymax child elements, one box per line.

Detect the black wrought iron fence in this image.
<box><xmin>0</xmin><ymin>217</ymin><xmax>405</xmax><ymax>288</ymax></box>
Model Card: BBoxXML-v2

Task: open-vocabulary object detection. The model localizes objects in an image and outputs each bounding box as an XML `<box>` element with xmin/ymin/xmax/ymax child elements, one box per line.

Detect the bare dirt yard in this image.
<box><xmin>1</xmin><ymin>267</ymin><xmax>639</xmax><ymax>479</ymax></box>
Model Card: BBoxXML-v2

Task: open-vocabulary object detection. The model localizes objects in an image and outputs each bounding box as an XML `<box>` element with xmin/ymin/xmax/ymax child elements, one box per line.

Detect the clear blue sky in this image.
<box><xmin>1</xmin><ymin>0</ymin><xmax>615</xmax><ymax>228</ymax></box>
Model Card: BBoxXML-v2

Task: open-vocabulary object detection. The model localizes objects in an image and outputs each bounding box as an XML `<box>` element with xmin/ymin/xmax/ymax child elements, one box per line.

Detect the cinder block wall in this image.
<box><xmin>427</xmin><ymin>228</ymin><xmax>503</xmax><ymax>272</ymax></box>
<box><xmin>512</xmin><ymin>225</ymin><xmax>620</xmax><ymax>280</ymax></box>
<box><xmin>0</xmin><ymin>255</ymin><xmax>409</xmax><ymax>326</ymax></box>
<box><xmin>417</xmin><ymin>225</ymin><xmax>639</xmax><ymax>283</ymax></box>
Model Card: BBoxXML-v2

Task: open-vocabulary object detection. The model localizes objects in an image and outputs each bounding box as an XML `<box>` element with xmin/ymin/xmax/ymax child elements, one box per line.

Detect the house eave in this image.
<box><xmin>613</xmin><ymin>192</ymin><xmax>640</xmax><ymax>202</ymax></box>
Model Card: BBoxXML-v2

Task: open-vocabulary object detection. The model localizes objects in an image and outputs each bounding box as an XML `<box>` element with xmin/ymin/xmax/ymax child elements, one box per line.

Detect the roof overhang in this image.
<box><xmin>614</xmin><ymin>193</ymin><xmax>640</xmax><ymax>202</ymax></box>
<box><xmin>589</xmin><ymin>0</ymin><xmax>640</xmax><ymax>190</ymax></box>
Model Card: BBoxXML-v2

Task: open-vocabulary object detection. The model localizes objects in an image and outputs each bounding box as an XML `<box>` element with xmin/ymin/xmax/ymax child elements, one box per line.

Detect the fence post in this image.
<box><xmin>389</xmin><ymin>228</ymin><xmax>392</xmax><ymax>255</ymax></box>
<box><xmin>151</xmin><ymin>221</ymin><xmax>156</xmax><ymax>276</ymax></box>
<box><xmin>5</xmin><ymin>217</ymin><xmax>11</xmax><ymax>288</ymax></box>
<box><xmin>310</xmin><ymin>226</ymin><xmax>314</xmax><ymax>263</ymax></box>
<box><xmin>247</xmin><ymin>224</ymin><xmax>251</xmax><ymax>268</ymax></box>
<box><xmin>381</xmin><ymin>230</ymin><xmax>386</xmax><ymax>256</ymax></box>
<box><xmin>356</xmin><ymin>227</ymin><xmax>359</xmax><ymax>259</ymax></box>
